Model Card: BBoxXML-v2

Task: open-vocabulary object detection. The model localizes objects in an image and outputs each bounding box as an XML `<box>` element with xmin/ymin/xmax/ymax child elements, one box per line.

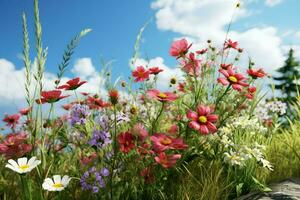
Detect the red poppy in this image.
<box><xmin>57</xmin><ymin>77</ymin><xmax>87</xmax><ymax>90</ymax></box>
<box><xmin>108</xmin><ymin>89</ymin><xmax>119</xmax><ymax>105</ymax></box>
<box><xmin>147</xmin><ymin>89</ymin><xmax>177</xmax><ymax>102</ymax></box>
<box><xmin>117</xmin><ymin>132</ymin><xmax>136</xmax><ymax>153</ymax></box>
<box><xmin>224</xmin><ymin>39</ymin><xmax>238</xmax><ymax>50</ymax></box>
<box><xmin>19</xmin><ymin>107</ymin><xmax>31</xmax><ymax>116</ymax></box>
<box><xmin>36</xmin><ymin>90</ymin><xmax>69</xmax><ymax>104</ymax></box>
<box><xmin>245</xmin><ymin>86</ymin><xmax>256</xmax><ymax>99</ymax></box>
<box><xmin>132</xmin><ymin>66</ymin><xmax>150</xmax><ymax>82</ymax></box>
<box><xmin>217</xmin><ymin>67</ymin><xmax>249</xmax><ymax>91</ymax></box>
<box><xmin>247</xmin><ymin>68</ymin><xmax>267</xmax><ymax>79</ymax></box>
<box><xmin>86</xmin><ymin>96</ymin><xmax>111</xmax><ymax>109</ymax></box>
<box><xmin>150</xmin><ymin>133</ymin><xmax>187</xmax><ymax>153</ymax></box>
<box><xmin>187</xmin><ymin>105</ymin><xmax>218</xmax><ymax>135</ymax></box>
<box><xmin>154</xmin><ymin>152</ymin><xmax>181</xmax><ymax>168</ymax></box>
<box><xmin>169</xmin><ymin>38</ymin><xmax>192</xmax><ymax>58</ymax></box>
<box><xmin>196</xmin><ymin>48</ymin><xmax>208</xmax><ymax>55</ymax></box>
<box><xmin>0</xmin><ymin>132</ymin><xmax>32</xmax><ymax>159</ymax></box>
<box><xmin>149</xmin><ymin>67</ymin><xmax>164</xmax><ymax>75</ymax></box>
<box><xmin>3</xmin><ymin>114</ymin><xmax>20</xmax><ymax>128</ymax></box>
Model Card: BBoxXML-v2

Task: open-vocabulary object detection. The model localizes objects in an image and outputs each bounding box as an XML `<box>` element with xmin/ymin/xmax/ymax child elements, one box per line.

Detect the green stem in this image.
<box><xmin>110</xmin><ymin>105</ymin><xmax>118</xmax><ymax>200</ymax></box>
<box><xmin>215</xmin><ymin>85</ymin><xmax>231</xmax><ymax>110</ymax></box>
<box><xmin>151</xmin><ymin>102</ymin><xmax>165</xmax><ymax>134</ymax></box>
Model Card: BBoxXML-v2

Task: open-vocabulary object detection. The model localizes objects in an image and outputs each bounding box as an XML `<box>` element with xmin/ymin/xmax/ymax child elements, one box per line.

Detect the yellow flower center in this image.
<box><xmin>158</xmin><ymin>93</ymin><xmax>167</xmax><ymax>99</ymax></box>
<box><xmin>53</xmin><ymin>183</ymin><xmax>63</xmax><ymax>188</ymax></box>
<box><xmin>161</xmin><ymin>138</ymin><xmax>172</xmax><ymax>145</ymax></box>
<box><xmin>19</xmin><ymin>164</ymin><xmax>29</xmax><ymax>170</ymax></box>
<box><xmin>228</xmin><ymin>76</ymin><xmax>237</xmax><ymax>83</ymax></box>
<box><xmin>198</xmin><ymin>116</ymin><xmax>207</xmax><ymax>123</ymax></box>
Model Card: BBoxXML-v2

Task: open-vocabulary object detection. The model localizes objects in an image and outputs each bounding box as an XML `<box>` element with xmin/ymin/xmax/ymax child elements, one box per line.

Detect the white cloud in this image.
<box><xmin>0</xmin><ymin>58</ymin><xmax>106</xmax><ymax>107</ymax></box>
<box><xmin>265</xmin><ymin>0</ymin><xmax>283</xmax><ymax>7</ymax></box>
<box><xmin>71</xmin><ymin>57</ymin><xmax>96</xmax><ymax>78</ymax></box>
<box><xmin>151</xmin><ymin>0</ymin><xmax>286</xmax><ymax>73</ymax></box>
<box><xmin>295</xmin><ymin>31</ymin><xmax>300</xmax><ymax>39</ymax></box>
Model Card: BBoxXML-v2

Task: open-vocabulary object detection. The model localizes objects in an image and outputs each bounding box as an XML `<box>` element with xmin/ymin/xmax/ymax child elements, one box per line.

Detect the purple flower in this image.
<box><xmin>70</xmin><ymin>104</ymin><xmax>90</xmax><ymax>126</ymax></box>
<box><xmin>88</xmin><ymin>129</ymin><xmax>111</xmax><ymax>149</ymax></box>
<box><xmin>80</xmin><ymin>167</ymin><xmax>109</xmax><ymax>193</ymax></box>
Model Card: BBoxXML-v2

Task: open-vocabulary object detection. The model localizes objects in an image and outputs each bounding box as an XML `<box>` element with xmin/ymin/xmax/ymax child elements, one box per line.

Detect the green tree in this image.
<box><xmin>273</xmin><ymin>48</ymin><xmax>300</xmax><ymax>116</ymax></box>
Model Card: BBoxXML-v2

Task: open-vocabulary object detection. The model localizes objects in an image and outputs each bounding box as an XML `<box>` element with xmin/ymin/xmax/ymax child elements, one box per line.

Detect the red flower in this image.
<box><xmin>36</xmin><ymin>90</ymin><xmax>69</xmax><ymax>104</ymax></box>
<box><xmin>177</xmin><ymin>82</ymin><xmax>186</xmax><ymax>93</ymax></box>
<box><xmin>149</xmin><ymin>67</ymin><xmax>164</xmax><ymax>75</ymax></box>
<box><xmin>81</xmin><ymin>92</ymin><xmax>89</xmax><ymax>96</ymax></box>
<box><xmin>62</xmin><ymin>103</ymin><xmax>74</xmax><ymax>111</ymax></box>
<box><xmin>131</xmin><ymin>123</ymin><xmax>149</xmax><ymax>142</ymax></box>
<box><xmin>220</xmin><ymin>63</ymin><xmax>233</xmax><ymax>70</ymax></box>
<box><xmin>3</xmin><ymin>114</ymin><xmax>20</xmax><ymax>128</ymax></box>
<box><xmin>132</xmin><ymin>66</ymin><xmax>150</xmax><ymax>82</ymax></box>
<box><xmin>187</xmin><ymin>105</ymin><xmax>218</xmax><ymax>135</ymax></box>
<box><xmin>181</xmin><ymin>53</ymin><xmax>201</xmax><ymax>75</ymax></box>
<box><xmin>57</xmin><ymin>77</ymin><xmax>87</xmax><ymax>90</ymax></box>
<box><xmin>154</xmin><ymin>152</ymin><xmax>181</xmax><ymax>168</ymax></box>
<box><xmin>140</xmin><ymin>167</ymin><xmax>155</xmax><ymax>184</ymax></box>
<box><xmin>19</xmin><ymin>107</ymin><xmax>31</xmax><ymax>116</ymax></box>
<box><xmin>196</xmin><ymin>48</ymin><xmax>208</xmax><ymax>55</ymax></box>
<box><xmin>217</xmin><ymin>67</ymin><xmax>249</xmax><ymax>91</ymax></box>
<box><xmin>86</xmin><ymin>96</ymin><xmax>111</xmax><ymax>110</ymax></box>
<box><xmin>118</xmin><ymin>132</ymin><xmax>136</xmax><ymax>153</ymax></box>
<box><xmin>168</xmin><ymin>124</ymin><xmax>179</xmax><ymax>135</ymax></box>
<box><xmin>247</xmin><ymin>68</ymin><xmax>267</xmax><ymax>79</ymax></box>
<box><xmin>108</xmin><ymin>89</ymin><xmax>119</xmax><ymax>105</ymax></box>
<box><xmin>147</xmin><ymin>89</ymin><xmax>177</xmax><ymax>102</ymax></box>
<box><xmin>169</xmin><ymin>38</ymin><xmax>192</xmax><ymax>58</ymax></box>
<box><xmin>245</xmin><ymin>86</ymin><xmax>256</xmax><ymax>99</ymax></box>
<box><xmin>150</xmin><ymin>133</ymin><xmax>187</xmax><ymax>153</ymax></box>
<box><xmin>224</xmin><ymin>39</ymin><xmax>238</xmax><ymax>50</ymax></box>
<box><xmin>80</xmin><ymin>152</ymin><xmax>97</xmax><ymax>165</ymax></box>
<box><xmin>0</xmin><ymin>132</ymin><xmax>32</xmax><ymax>159</ymax></box>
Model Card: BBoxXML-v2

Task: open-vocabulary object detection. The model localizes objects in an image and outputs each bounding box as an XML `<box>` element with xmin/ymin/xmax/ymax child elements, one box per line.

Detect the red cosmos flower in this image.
<box><xmin>245</xmin><ymin>86</ymin><xmax>256</xmax><ymax>99</ymax></box>
<box><xmin>57</xmin><ymin>77</ymin><xmax>87</xmax><ymax>90</ymax></box>
<box><xmin>187</xmin><ymin>105</ymin><xmax>218</xmax><ymax>135</ymax></box>
<box><xmin>149</xmin><ymin>67</ymin><xmax>164</xmax><ymax>75</ymax></box>
<box><xmin>177</xmin><ymin>82</ymin><xmax>186</xmax><ymax>93</ymax></box>
<box><xmin>81</xmin><ymin>92</ymin><xmax>89</xmax><ymax>96</ymax></box>
<box><xmin>108</xmin><ymin>89</ymin><xmax>119</xmax><ymax>105</ymax></box>
<box><xmin>19</xmin><ymin>107</ymin><xmax>31</xmax><ymax>116</ymax></box>
<box><xmin>132</xmin><ymin>66</ymin><xmax>150</xmax><ymax>82</ymax></box>
<box><xmin>154</xmin><ymin>152</ymin><xmax>181</xmax><ymax>168</ymax></box>
<box><xmin>196</xmin><ymin>48</ymin><xmax>208</xmax><ymax>55</ymax></box>
<box><xmin>168</xmin><ymin>124</ymin><xmax>179</xmax><ymax>135</ymax></box>
<box><xmin>224</xmin><ymin>39</ymin><xmax>238</xmax><ymax>50</ymax></box>
<box><xmin>247</xmin><ymin>68</ymin><xmax>267</xmax><ymax>79</ymax></box>
<box><xmin>86</xmin><ymin>96</ymin><xmax>111</xmax><ymax>109</ymax></box>
<box><xmin>0</xmin><ymin>132</ymin><xmax>32</xmax><ymax>159</ymax></box>
<box><xmin>80</xmin><ymin>152</ymin><xmax>97</xmax><ymax>165</ymax></box>
<box><xmin>140</xmin><ymin>167</ymin><xmax>155</xmax><ymax>184</ymax></box>
<box><xmin>3</xmin><ymin>114</ymin><xmax>20</xmax><ymax>128</ymax></box>
<box><xmin>117</xmin><ymin>132</ymin><xmax>136</xmax><ymax>153</ymax></box>
<box><xmin>169</xmin><ymin>38</ymin><xmax>192</xmax><ymax>58</ymax></box>
<box><xmin>150</xmin><ymin>133</ymin><xmax>187</xmax><ymax>153</ymax></box>
<box><xmin>181</xmin><ymin>53</ymin><xmax>201</xmax><ymax>75</ymax></box>
<box><xmin>131</xmin><ymin>123</ymin><xmax>149</xmax><ymax>142</ymax></box>
<box><xmin>217</xmin><ymin>67</ymin><xmax>249</xmax><ymax>91</ymax></box>
<box><xmin>36</xmin><ymin>90</ymin><xmax>69</xmax><ymax>104</ymax></box>
<box><xmin>147</xmin><ymin>89</ymin><xmax>177</xmax><ymax>102</ymax></box>
<box><xmin>220</xmin><ymin>63</ymin><xmax>233</xmax><ymax>70</ymax></box>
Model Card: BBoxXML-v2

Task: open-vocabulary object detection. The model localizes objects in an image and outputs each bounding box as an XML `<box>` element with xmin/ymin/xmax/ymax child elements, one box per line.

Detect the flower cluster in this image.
<box><xmin>88</xmin><ymin>129</ymin><xmax>112</xmax><ymax>149</ymax></box>
<box><xmin>70</xmin><ymin>104</ymin><xmax>91</xmax><ymax>126</ymax></box>
<box><xmin>80</xmin><ymin>167</ymin><xmax>109</xmax><ymax>193</ymax></box>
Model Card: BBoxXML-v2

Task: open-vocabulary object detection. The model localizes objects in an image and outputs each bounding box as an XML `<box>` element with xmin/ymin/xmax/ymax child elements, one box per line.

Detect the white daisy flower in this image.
<box><xmin>42</xmin><ymin>175</ymin><xmax>71</xmax><ymax>191</ymax></box>
<box><xmin>5</xmin><ymin>157</ymin><xmax>41</xmax><ymax>174</ymax></box>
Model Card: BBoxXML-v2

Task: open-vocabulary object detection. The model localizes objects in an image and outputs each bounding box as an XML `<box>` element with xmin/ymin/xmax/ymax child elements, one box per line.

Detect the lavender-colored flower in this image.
<box><xmin>88</xmin><ymin>129</ymin><xmax>111</xmax><ymax>149</ymax></box>
<box><xmin>70</xmin><ymin>104</ymin><xmax>90</xmax><ymax>126</ymax></box>
<box><xmin>80</xmin><ymin>167</ymin><xmax>109</xmax><ymax>193</ymax></box>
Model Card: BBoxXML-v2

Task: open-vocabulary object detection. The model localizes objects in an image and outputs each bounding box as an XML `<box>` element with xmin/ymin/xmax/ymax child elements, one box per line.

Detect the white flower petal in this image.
<box><xmin>17</xmin><ymin>157</ymin><xmax>28</xmax><ymax>166</ymax></box>
<box><xmin>7</xmin><ymin>159</ymin><xmax>19</xmax><ymax>168</ymax></box>
<box><xmin>53</xmin><ymin>175</ymin><xmax>61</xmax><ymax>184</ymax></box>
<box><xmin>32</xmin><ymin>160</ymin><xmax>41</xmax><ymax>168</ymax></box>
<box><xmin>44</xmin><ymin>178</ymin><xmax>54</xmax><ymax>185</ymax></box>
<box><xmin>5</xmin><ymin>164</ymin><xmax>16</xmax><ymax>172</ymax></box>
<box><xmin>27</xmin><ymin>157</ymin><xmax>36</xmax><ymax>166</ymax></box>
<box><xmin>61</xmin><ymin>175</ymin><xmax>71</xmax><ymax>185</ymax></box>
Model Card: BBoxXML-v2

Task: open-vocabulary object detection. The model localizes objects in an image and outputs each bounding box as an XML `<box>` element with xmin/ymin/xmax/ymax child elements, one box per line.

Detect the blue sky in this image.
<box><xmin>0</xmin><ymin>0</ymin><xmax>300</xmax><ymax>119</ymax></box>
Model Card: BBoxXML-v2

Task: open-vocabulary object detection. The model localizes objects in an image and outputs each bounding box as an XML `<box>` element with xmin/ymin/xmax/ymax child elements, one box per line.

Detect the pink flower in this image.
<box><xmin>181</xmin><ymin>53</ymin><xmax>201</xmax><ymax>75</ymax></box>
<box><xmin>168</xmin><ymin>124</ymin><xmax>179</xmax><ymax>135</ymax></box>
<box><xmin>3</xmin><ymin>114</ymin><xmax>20</xmax><ymax>128</ymax></box>
<box><xmin>187</xmin><ymin>105</ymin><xmax>218</xmax><ymax>135</ymax></box>
<box><xmin>131</xmin><ymin>123</ymin><xmax>149</xmax><ymax>142</ymax></box>
<box><xmin>150</xmin><ymin>133</ymin><xmax>187</xmax><ymax>153</ymax></box>
<box><xmin>19</xmin><ymin>107</ymin><xmax>31</xmax><ymax>116</ymax></box>
<box><xmin>149</xmin><ymin>67</ymin><xmax>164</xmax><ymax>75</ymax></box>
<box><xmin>132</xmin><ymin>66</ymin><xmax>150</xmax><ymax>82</ymax></box>
<box><xmin>247</xmin><ymin>68</ymin><xmax>267</xmax><ymax>79</ymax></box>
<box><xmin>169</xmin><ymin>38</ymin><xmax>192</xmax><ymax>58</ymax></box>
<box><xmin>57</xmin><ymin>77</ymin><xmax>87</xmax><ymax>90</ymax></box>
<box><xmin>196</xmin><ymin>48</ymin><xmax>208</xmax><ymax>55</ymax></box>
<box><xmin>36</xmin><ymin>90</ymin><xmax>69</xmax><ymax>104</ymax></box>
<box><xmin>224</xmin><ymin>39</ymin><xmax>238</xmax><ymax>50</ymax></box>
<box><xmin>245</xmin><ymin>86</ymin><xmax>256</xmax><ymax>99</ymax></box>
<box><xmin>217</xmin><ymin>67</ymin><xmax>249</xmax><ymax>91</ymax></box>
<box><xmin>154</xmin><ymin>152</ymin><xmax>181</xmax><ymax>168</ymax></box>
<box><xmin>80</xmin><ymin>152</ymin><xmax>97</xmax><ymax>165</ymax></box>
<box><xmin>147</xmin><ymin>89</ymin><xmax>177</xmax><ymax>102</ymax></box>
<box><xmin>118</xmin><ymin>132</ymin><xmax>136</xmax><ymax>153</ymax></box>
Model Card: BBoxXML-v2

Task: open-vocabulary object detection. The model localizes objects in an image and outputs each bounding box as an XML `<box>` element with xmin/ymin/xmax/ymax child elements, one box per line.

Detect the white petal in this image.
<box><xmin>53</xmin><ymin>175</ymin><xmax>61</xmax><ymax>184</ymax></box>
<box><xmin>32</xmin><ymin>160</ymin><xmax>41</xmax><ymax>168</ymax></box>
<box><xmin>44</xmin><ymin>178</ymin><xmax>54</xmax><ymax>185</ymax></box>
<box><xmin>27</xmin><ymin>157</ymin><xmax>36</xmax><ymax>166</ymax></box>
<box><xmin>7</xmin><ymin>159</ymin><xmax>19</xmax><ymax>168</ymax></box>
<box><xmin>42</xmin><ymin>182</ymin><xmax>51</xmax><ymax>190</ymax></box>
<box><xmin>5</xmin><ymin>164</ymin><xmax>17</xmax><ymax>172</ymax></box>
<box><xmin>17</xmin><ymin>157</ymin><xmax>28</xmax><ymax>166</ymax></box>
<box><xmin>61</xmin><ymin>175</ymin><xmax>70</xmax><ymax>185</ymax></box>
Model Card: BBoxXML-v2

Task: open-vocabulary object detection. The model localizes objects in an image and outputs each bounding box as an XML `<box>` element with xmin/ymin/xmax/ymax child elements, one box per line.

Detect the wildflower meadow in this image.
<box><xmin>1</xmin><ymin>0</ymin><xmax>300</xmax><ymax>199</ymax></box>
